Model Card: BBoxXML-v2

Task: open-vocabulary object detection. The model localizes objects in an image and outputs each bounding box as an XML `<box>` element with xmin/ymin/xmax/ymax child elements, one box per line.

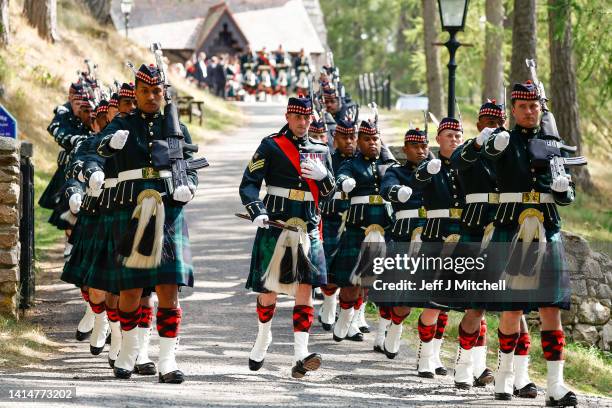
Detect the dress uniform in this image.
<box><xmin>482</xmin><ymin>81</ymin><xmax>577</xmax><ymax>406</ymax></box>
<box><xmin>239</xmin><ymin>96</ymin><xmax>335</xmax><ymax>378</ymax></box>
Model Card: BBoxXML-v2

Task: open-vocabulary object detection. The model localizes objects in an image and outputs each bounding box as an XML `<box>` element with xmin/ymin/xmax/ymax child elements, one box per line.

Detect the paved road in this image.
<box><xmin>1</xmin><ymin>102</ymin><xmax>609</xmax><ymax>407</ymax></box>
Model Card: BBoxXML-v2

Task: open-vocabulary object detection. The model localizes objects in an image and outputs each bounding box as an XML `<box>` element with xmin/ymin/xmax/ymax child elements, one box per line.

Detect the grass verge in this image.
<box><xmin>0</xmin><ymin>315</ymin><xmax>58</xmax><ymax>368</ymax></box>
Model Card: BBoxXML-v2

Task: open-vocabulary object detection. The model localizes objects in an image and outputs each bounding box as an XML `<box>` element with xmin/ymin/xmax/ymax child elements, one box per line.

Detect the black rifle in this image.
<box><xmin>149</xmin><ymin>43</ymin><xmax>209</xmax><ymax>191</ymax></box>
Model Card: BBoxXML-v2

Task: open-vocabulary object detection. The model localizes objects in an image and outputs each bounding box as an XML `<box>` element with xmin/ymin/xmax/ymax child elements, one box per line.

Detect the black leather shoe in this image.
<box><xmin>435</xmin><ymin>366</ymin><xmax>448</xmax><ymax>376</ymax></box>
<box><xmin>333</xmin><ymin>333</ymin><xmax>344</xmax><ymax>342</ymax></box>
<box><xmin>291</xmin><ymin>353</ymin><xmax>322</xmax><ymax>379</ymax></box>
<box><xmin>248</xmin><ymin>358</ymin><xmax>264</xmax><ymax>371</ymax></box>
<box><xmin>90</xmin><ymin>344</ymin><xmax>105</xmax><ymax>355</ymax></box>
<box><xmin>545</xmin><ymin>391</ymin><xmax>577</xmax><ymax>407</ymax></box>
<box><xmin>105</xmin><ymin>332</ymin><xmax>112</xmax><ymax>344</ymax></box>
<box><xmin>383</xmin><ymin>346</ymin><xmax>397</xmax><ymax>360</ymax></box>
<box><xmin>418</xmin><ymin>371</ymin><xmax>434</xmax><ymax>379</ymax></box>
<box><xmin>455</xmin><ymin>381</ymin><xmax>471</xmax><ymax>390</ymax></box>
<box><xmin>158</xmin><ymin>370</ymin><xmax>185</xmax><ymax>384</ymax></box>
<box><xmin>134</xmin><ymin>362</ymin><xmax>157</xmax><ymax>375</ymax></box>
<box><xmin>494</xmin><ymin>392</ymin><xmax>512</xmax><ymax>401</ymax></box>
<box><xmin>108</xmin><ymin>357</ymin><xmax>115</xmax><ymax>369</ymax></box>
<box><xmin>75</xmin><ymin>329</ymin><xmax>92</xmax><ymax>341</ymax></box>
<box><xmin>373</xmin><ymin>344</ymin><xmax>384</xmax><ymax>354</ymax></box>
<box><xmin>359</xmin><ymin>326</ymin><xmax>370</xmax><ymax>333</ymax></box>
<box><xmin>473</xmin><ymin>368</ymin><xmax>494</xmax><ymax>387</ymax></box>
<box><xmin>113</xmin><ymin>367</ymin><xmax>133</xmax><ymax>379</ymax></box>
<box><xmin>514</xmin><ymin>382</ymin><xmax>537</xmax><ymax>398</ymax></box>
<box><xmin>318</xmin><ymin>315</ymin><xmax>333</xmax><ymax>331</ymax></box>
<box><xmin>345</xmin><ymin>332</ymin><xmax>364</xmax><ymax>342</ymax></box>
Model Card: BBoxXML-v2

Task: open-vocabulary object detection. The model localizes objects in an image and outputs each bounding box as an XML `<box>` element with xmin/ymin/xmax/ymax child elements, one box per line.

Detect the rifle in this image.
<box><xmin>149</xmin><ymin>43</ymin><xmax>210</xmax><ymax>193</ymax></box>
<box><xmin>525</xmin><ymin>58</ymin><xmax>559</xmax><ymax>141</ymax></box>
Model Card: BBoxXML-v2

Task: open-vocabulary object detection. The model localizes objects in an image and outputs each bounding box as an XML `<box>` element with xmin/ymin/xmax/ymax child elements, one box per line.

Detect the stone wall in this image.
<box><xmin>0</xmin><ymin>137</ymin><xmax>20</xmax><ymax>317</ymax></box>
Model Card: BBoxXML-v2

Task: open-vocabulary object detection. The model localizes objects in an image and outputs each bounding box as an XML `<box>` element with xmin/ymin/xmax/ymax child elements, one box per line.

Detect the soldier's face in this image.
<box><xmin>325</xmin><ymin>97</ymin><xmax>339</xmax><ymax>113</ymax></box>
<box><xmin>512</xmin><ymin>100</ymin><xmax>541</xmax><ymax>128</ymax></box>
<box><xmin>286</xmin><ymin>113</ymin><xmax>311</xmax><ymax>137</ymax></box>
<box><xmin>335</xmin><ymin>132</ymin><xmax>357</xmax><ymax>156</ymax></box>
<box><xmin>358</xmin><ymin>133</ymin><xmax>381</xmax><ymax>158</ymax></box>
<box><xmin>309</xmin><ymin>131</ymin><xmax>328</xmax><ymax>144</ymax></box>
<box><xmin>403</xmin><ymin>143</ymin><xmax>429</xmax><ymax>164</ymax></box>
<box><xmin>96</xmin><ymin>114</ymin><xmax>109</xmax><ymax>130</ymax></box>
<box><xmin>136</xmin><ymin>82</ymin><xmax>164</xmax><ymax>113</ymax></box>
<box><xmin>79</xmin><ymin>105</ymin><xmax>94</xmax><ymax>127</ymax></box>
<box><xmin>107</xmin><ymin>106</ymin><xmax>119</xmax><ymax>119</ymax></box>
<box><xmin>477</xmin><ymin>115</ymin><xmax>504</xmax><ymax>131</ymax></box>
<box><xmin>119</xmin><ymin>97</ymin><xmax>136</xmax><ymax>114</ymax></box>
<box><xmin>436</xmin><ymin>129</ymin><xmax>463</xmax><ymax>157</ymax></box>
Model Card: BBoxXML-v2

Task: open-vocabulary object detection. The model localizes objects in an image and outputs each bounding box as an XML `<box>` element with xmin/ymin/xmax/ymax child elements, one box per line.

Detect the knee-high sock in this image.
<box><xmin>458</xmin><ymin>324</ymin><xmax>480</xmax><ymax>350</ymax></box>
<box><xmin>293</xmin><ymin>305</ymin><xmax>314</xmax><ymax>361</ymax></box>
<box><xmin>498</xmin><ymin>329</ymin><xmax>519</xmax><ymax>354</ymax></box>
<box><xmin>114</xmin><ymin>307</ymin><xmax>141</xmax><ymax>371</ymax></box>
<box><xmin>256</xmin><ymin>300</ymin><xmax>276</xmax><ymax>323</ymax></box>
<box><xmin>541</xmin><ymin>330</ymin><xmax>564</xmax><ymax>361</ymax></box>
<box><xmin>106</xmin><ymin>308</ymin><xmax>121</xmax><ymax>360</ymax></box>
<box><xmin>157</xmin><ymin>308</ymin><xmax>183</xmax><ymax>375</ymax></box>
<box><xmin>475</xmin><ymin>319</ymin><xmax>487</xmax><ymax>347</ymax></box>
<box><xmin>418</xmin><ymin>317</ymin><xmax>437</xmax><ymax>343</ymax></box>
<box><xmin>435</xmin><ymin>311</ymin><xmax>448</xmax><ymax>340</ymax></box>
<box><xmin>136</xmin><ymin>305</ymin><xmax>154</xmax><ymax>365</ymax></box>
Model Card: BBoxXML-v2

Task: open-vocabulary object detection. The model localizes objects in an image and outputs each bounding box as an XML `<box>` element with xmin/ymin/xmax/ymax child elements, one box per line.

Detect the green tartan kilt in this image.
<box><xmin>246</xmin><ymin>226</ymin><xmax>327</xmax><ymax>293</ymax></box>
<box><xmin>390</xmin><ymin>217</ymin><xmax>426</xmax><ymax>243</ymax></box>
<box><xmin>39</xmin><ymin>166</ymin><xmax>66</xmax><ymax>210</ymax></box>
<box><xmin>484</xmin><ymin>225</ymin><xmax>570</xmax><ymax>312</ymax></box>
<box><xmin>61</xmin><ymin>212</ymin><xmax>100</xmax><ymax>287</ymax></box>
<box><xmin>322</xmin><ymin>215</ymin><xmax>343</xmax><ymax>267</ymax></box>
<box><xmin>112</xmin><ymin>205</ymin><xmax>194</xmax><ymax>291</ymax></box>
<box><xmin>48</xmin><ymin>195</ymin><xmax>73</xmax><ymax>231</ymax></box>
<box><xmin>81</xmin><ymin>213</ymin><xmax>121</xmax><ymax>294</ymax></box>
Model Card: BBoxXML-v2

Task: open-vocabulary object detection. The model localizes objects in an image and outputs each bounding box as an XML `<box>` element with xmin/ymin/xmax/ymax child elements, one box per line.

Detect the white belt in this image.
<box><xmin>118</xmin><ymin>168</ymin><xmax>172</xmax><ymax>183</ymax></box>
<box><xmin>350</xmin><ymin>195</ymin><xmax>386</xmax><ymax>205</ymax></box>
<box><xmin>465</xmin><ymin>193</ymin><xmax>500</xmax><ymax>204</ymax></box>
<box><xmin>104</xmin><ymin>178</ymin><xmax>118</xmax><ymax>188</ymax></box>
<box><xmin>267</xmin><ymin>186</ymin><xmax>314</xmax><ymax>201</ymax></box>
<box><xmin>427</xmin><ymin>208</ymin><xmax>463</xmax><ymax>219</ymax></box>
<box><xmin>396</xmin><ymin>209</ymin><xmax>419</xmax><ymax>219</ymax></box>
<box><xmin>333</xmin><ymin>192</ymin><xmax>349</xmax><ymax>200</ymax></box>
<box><xmin>499</xmin><ymin>192</ymin><xmax>554</xmax><ymax>204</ymax></box>
<box><xmin>86</xmin><ymin>188</ymin><xmax>102</xmax><ymax>198</ymax></box>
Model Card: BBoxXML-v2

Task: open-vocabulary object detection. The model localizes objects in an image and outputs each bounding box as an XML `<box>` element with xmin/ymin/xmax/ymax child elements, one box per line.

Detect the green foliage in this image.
<box><xmin>0</xmin><ymin>54</ymin><xmax>11</xmax><ymax>84</ymax></box>
<box><xmin>30</xmin><ymin>65</ymin><xmax>63</xmax><ymax>90</ymax></box>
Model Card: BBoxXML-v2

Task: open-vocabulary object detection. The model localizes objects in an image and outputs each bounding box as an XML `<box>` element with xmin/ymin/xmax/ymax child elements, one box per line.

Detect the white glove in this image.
<box><xmin>397</xmin><ymin>186</ymin><xmax>413</xmax><ymax>203</ymax></box>
<box><xmin>173</xmin><ymin>185</ymin><xmax>194</xmax><ymax>203</ymax></box>
<box><xmin>341</xmin><ymin>178</ymin><xmax>356</xmax><ymax>193</ymax></box>
<box><xmin>89</xmin><ymin>171</ymin><xmax>105</xmax><ymax>191</ymax></box>
<box><xmin>476</xmin><ymin>127</ymin><xmax>495</xmax><ymax>146</ymax></box>
<box><xmin>109</xmin><ymin>130</ymin><xmax>129</xmax><ymax>150</ymax></box>
<box><xmin>301</xmin><ymin>158</ymin><xmax>327</xmax><ymax>181</ymax></box>
<box><xmin>493</xmin><ymin>131</ymin><xmax>510</xmax><ymax>152</ymax></box>
<box><xmin>426</xmin><ymin>159</ymin><xmax>441</xmax><ymax>175</ymax></box>
<box><xmin>253</xmin><ymin>214</ymin><xmax>269</xmax><ymax>229</ymax></box>
<box><xmin>69</xmin><ymin>194</ymin><xmax>82</xmax><ymax>214</ymax></box>
<box><xmin>551</xmin><ymin>176</ymin><xmax>570</xmax><ymax>192</ymax></box>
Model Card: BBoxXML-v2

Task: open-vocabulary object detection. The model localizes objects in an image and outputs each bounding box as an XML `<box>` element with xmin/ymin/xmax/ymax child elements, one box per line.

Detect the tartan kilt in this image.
<box><xmin>48</xmin><ymin>196</ymin><xmax>73</xmax><ymax>230</ymax></box>
<box><xmin>246</xmin><ymin>226</ymin><xmax>327</xmax><ymax>293</ymax></box>
<box><xmin>81</xmin><ymin>213</ymin><xmax>121</xmax><ymax>294</ymax></box>
<box><xmin>484</xmin><ymin>225</ymin><xmax>570</xmax><ymax>312</ymax></box>
<box><xmin>61</xmin><ymin>212</ymin><xmax>100</xmax><ymax>287</ymax></box>
<box><xmin>112</xmin><ymin>205</ymin><xmax>194</xmax><ymax>290</ymax></box>
<box><xmin>322</xmin><ymin>214</ymin><xmax>343</xmax><ymax>267</ymax></box>
<box><xmin>390</xmin><ymin>217</ymin><xmax>426</xmax><ymax>243</ymax></box>
<box><xmin>39</xmin><ymin>167</ymin><xmax>65</xmax><ymax>210</ymax></box>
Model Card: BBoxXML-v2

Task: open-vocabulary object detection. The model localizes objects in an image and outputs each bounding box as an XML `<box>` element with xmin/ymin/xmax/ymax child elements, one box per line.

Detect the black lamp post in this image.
<box><xmin>438</xmin><ymin>0</ymin><xmax>469</xmax><ymax>118</ymax></box>
<box><xmin>121</xmin><ymin>0</ymin><xmax>133</xmax><ymax>39</ymax></box>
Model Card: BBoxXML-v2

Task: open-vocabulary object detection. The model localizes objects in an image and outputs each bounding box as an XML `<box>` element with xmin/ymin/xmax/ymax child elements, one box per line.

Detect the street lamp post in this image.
<box><xmin>121</xmin><ymin>0</ymin><xmax>133</xmax><ymax>39</ymax></box>
<box><xmin>437</xmin><ymin>0</ymin><xmax>469</xmax><ymax>118</ymax></box>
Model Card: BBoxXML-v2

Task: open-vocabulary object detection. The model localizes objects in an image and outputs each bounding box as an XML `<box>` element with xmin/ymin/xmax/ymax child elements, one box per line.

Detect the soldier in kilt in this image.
<box><xmin>450</xmin><ymin>100</ymin><xmax>536</xmax><ymax>395</ymax></box>
<box><xmin>376</xmin><ymin>127</ymin><xmax>429</xmax><ymax>359</ymax></box>
<box><xmin>328</xmin><ymin>119</ymin><xmax>395</xmax><ymax>344</ymax></box>
<box><xmin>481</xmin><ymin>81</ymin><xmax>577</xmax><ymax>406</ymax></box>
<box><xmin>407</xmin><ymin>117</ymin><xmax>465</xmax><ymax>378</ymax></box>
<box><xmin>239</xmin><ymin>96</ymin><xmax>335</xmax><ymax>378</ymax></box>
<box><xmin>317</xmin><ymin>120</ymin><xmax>356</xmax><ymax>332</ymax></box>
<box><xmin>95</xmin><ymin>64</ymin><xmax>198</xmax><ymax>384</ymax></box>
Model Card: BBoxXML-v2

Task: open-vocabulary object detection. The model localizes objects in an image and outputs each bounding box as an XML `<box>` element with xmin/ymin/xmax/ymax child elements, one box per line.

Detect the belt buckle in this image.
<box><xmin>141</xmin><ymin>167</ymin><xmax>159</xmax><ymax>179</ymax></box>
<box><xmin>522</xmin><ymin>191</ymin><xmax>540</xmax><ymax>204</ymax></box>
<box><xmin>488</xmin><ymin>193</ymin><xmax>500</xmax><ymax>204</ymax></box>
<box><xmin>289</xmin><ymin>189</ymin><xmax>305</xmax><ymax>201</ymax></box>
<box><xmin>449</xmin><ymin>208</ymin><xmax>462</xmax><ymax>219</ymax></box>
<box><xmin>418</xmin><ymin>206</ymin><xmax>427</xmax><ymax>218</ymax></box>
<box><xmin>369</xmin><ymin>195</ymin><xmax>383</xmax><ymax>205</ymax></box>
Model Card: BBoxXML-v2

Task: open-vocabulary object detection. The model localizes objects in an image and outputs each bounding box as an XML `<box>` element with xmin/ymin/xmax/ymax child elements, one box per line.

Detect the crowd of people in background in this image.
<box><xmin>168</xmin><ymin>45</ymin><xmax>313</xmax><ymax>102</ymax></box>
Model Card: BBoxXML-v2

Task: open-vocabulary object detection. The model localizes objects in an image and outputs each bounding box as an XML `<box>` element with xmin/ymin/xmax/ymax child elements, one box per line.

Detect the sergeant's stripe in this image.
<box><xmin>248</xmin><ymin>159</ymin><xmax>265</xmax><ymax>172</ymax></box>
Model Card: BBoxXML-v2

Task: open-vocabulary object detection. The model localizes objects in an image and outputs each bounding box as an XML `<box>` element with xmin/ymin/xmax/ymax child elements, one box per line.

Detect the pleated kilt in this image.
<box><xmin>112</xmin><ymin>205</ymin><xmax>194</xmax><ymax>290</ymax></box>
<box><xmin>38</xmin><ymin>166</ymin><xmax>66</xmax><ymax>210</ymax></box>
<box><xmin>61</xmin><ymin>211</ymin><xmax>100</xmax><ymax>287</ymax></box>
<box><xmin>322</xmin><ymin>213</ymin><xmax>343</xmax><ymax>267</ymax></box>
<box><xmin>486</xmin><ymin>225</ymin><xmax>570</xmax><ymax>312</ymax></box>
<box><xmin>48</xmin><ymin>194</ymin><xmax>73</xmax><ymax>230</ymax></box>
<box><xmin>246</xmin><ymin>225</ymin><xmax>327</xmax><ymax>293</ymax></box>
<box><xmin>328</xmin><ymin>204</ymin><xmax>390</xmax><ymax>288</ymax></box>
<box><xmin>81</xmin><ymin>212</ymin><xmax>121</xmax><ymax>294</ymax></box>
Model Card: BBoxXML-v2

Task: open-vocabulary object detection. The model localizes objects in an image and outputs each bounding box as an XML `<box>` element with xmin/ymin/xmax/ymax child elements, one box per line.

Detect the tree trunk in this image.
<box><xmin>23</xmin><ymin>0</ymin><xmax>57</xmax><ymax>42</ymax></box>
<box><xmin>0</xmin><ymin>0</ymin><xmax>9</xmax><ymax>47</ymax></box>
<box><xmin>482</xmin><ymin>0</ymin><xmax>504</xmax><ymax>103</ymax></box>
<box><xmin>422</xmin><ymin>0</ymin><xmax>444</xmax><ymax>120</ymax></box>
<box><xmin>82</xmin><ymin>0</ymin><xmax>112</xmax><ymax>25</ymax></box>
<box><xmin>548</xmin><ymin>0</ymin><xmax>593</xmax><ymax>191</ymax></box>
<box><xmin>509</xmin><ymin>0</ymin><xmax>537</xmax><ymax>126</ymax></box>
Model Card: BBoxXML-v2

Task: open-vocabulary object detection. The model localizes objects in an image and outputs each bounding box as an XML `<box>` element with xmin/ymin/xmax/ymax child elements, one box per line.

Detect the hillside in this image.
<box><xmin>0</xmin><ymin>0</ymin><xmax>240</xmax><ymax>174</ymax></box>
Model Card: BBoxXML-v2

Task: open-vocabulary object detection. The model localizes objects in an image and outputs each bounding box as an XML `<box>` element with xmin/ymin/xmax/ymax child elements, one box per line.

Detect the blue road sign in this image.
<box><xmin>0</xmin><ymin>104</ymin><xmax>18</xmax><ymax>139</ymax></box>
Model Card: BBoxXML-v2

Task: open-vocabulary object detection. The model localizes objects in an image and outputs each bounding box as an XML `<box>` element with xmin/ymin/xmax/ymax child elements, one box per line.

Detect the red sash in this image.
<box><xmin>273</xmin><ymin>134</ymin><xmax>323</xmax><ymax>238</ymax></box>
